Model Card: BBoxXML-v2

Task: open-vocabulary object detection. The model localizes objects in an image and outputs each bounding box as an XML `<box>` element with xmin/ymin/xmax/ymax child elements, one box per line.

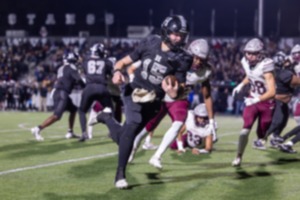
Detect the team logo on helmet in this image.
<box><xmin>90</xmin><ymin>43</ymin><xmax>108</xmax><ymax>58</ymax></box>
<box><xmin>63</xmin><ymin>51</ymin><xmax>79</xmax><ymax>64</ymax></box>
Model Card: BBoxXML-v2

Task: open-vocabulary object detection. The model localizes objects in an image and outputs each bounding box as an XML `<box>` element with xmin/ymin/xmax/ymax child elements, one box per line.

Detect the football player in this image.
<box><xmin>31</xmin><ymin>52</ymin><xmax>85</xmax><ymax>141</ymax></box>
<box><xmin>264</xmin><ymin>50</ymin><xmax>300</xmax><ymax>148</ymax></box>
<box><xmin>275</xmin><ymin>44</ymin><xmax>300</xmax><ymax>153</ymax></box>
<box><xmin>78</xmin><ymin>43</ymin><xmax>114</xmax><ymax>142</ymax></box>
<box><xmin>232</xmin><ymin>38</ymin><xmax>276</xmax><ymax>167</ymax></box>
<box><xmin>291</xmin><ymin>44</ymin><xmax>300</xmax><ymax>124</ymax></box>
<box><xmin>89</xmin><ymin>15</ymin><xmax>192</xmax><ymax>189</ymax></box>
<box><xmin>169</xmin><ymin>103</ymin><xmax>213</xmax><ymax>154</ymax></box>
<box><xmin>128</xmin><ymin>39</ymin><xmax>217</xmax><ymax>168</ymax></box>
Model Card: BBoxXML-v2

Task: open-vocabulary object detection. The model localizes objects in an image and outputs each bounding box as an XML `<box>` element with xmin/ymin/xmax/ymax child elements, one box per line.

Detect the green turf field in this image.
<box><xmin>1</xmin><ymin>112</ymin><xmax>300</xmax><ymax>200</ymax></box>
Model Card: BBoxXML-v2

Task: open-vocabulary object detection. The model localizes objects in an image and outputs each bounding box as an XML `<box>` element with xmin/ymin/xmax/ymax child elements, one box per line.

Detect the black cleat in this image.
<box><xmin>279</xmin><ymin>144</ymin><xmax>297</xmax><ymax>154</ymax></box>
<box><xmin>97</xmin><ymin>108</ymin><xmax>112</xmax><ymax>123</ymax></box>
<box><xmin>78</xmin><ymin>133</ymin><xmax>89</xmax><ymax>142</ymax></box>
<box><xmin>269</xmin><ymin>136</ymin><xmax>284</xmax><ymax>149</ymax></box>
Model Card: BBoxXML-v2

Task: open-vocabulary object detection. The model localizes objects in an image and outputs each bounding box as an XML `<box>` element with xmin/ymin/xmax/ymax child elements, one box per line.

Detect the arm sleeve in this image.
<box><xmin>262</xmin><ymin>58</ymin><xmax>275</xmax><ymax>73</ymax></box>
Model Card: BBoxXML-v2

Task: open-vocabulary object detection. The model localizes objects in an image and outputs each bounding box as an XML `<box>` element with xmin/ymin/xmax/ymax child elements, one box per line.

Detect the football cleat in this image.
<box><xmin>142</xmin><ymin>142</ymin><xmax>158</xmax><ymax>150</ymax></box>
<box><xmin>65</xmin><ymin>131</ymin><xmax>79</xmax><ymax>139</ymax></box>
<box><xmin>149</xmin><ymin>156</ymin><xmax>163</xmax><ymax>169</ymax></box>
<box><xmin>232</xmin><ymin>157</ymin><xmax>241</xmax><ymax>167</ymax></box>
<box><xmin>279</xmin><ymin>144</ymin><xmax>297</xmax><ymax>154</ymax></box>
<box><xmin>269</xmin><ymin>136</ymin><xmax>284</xmax><ymax>149</ymax></box>
<box><xmin>252</xmin><ymin>139</ymin><xmax>266</xmax><ymax>150</ymax></box>
<box><xmin>31</xmin><ymin>127</ymin><xmax>44</xmax><ymax>141</ymax></box>
<box><xmin>89</xmin><ymin>107</ymin><xmax>112</xmax><ymax>125</ymax></box>
<box><xmin>115</xmin><ymin>179</ymin><xmax>129</xmax><ymax>189</ymax></box>
<box><xmin>78</xmin><ymin>133</ymin><xmax>89</xmax><ymax>142</ymax></box>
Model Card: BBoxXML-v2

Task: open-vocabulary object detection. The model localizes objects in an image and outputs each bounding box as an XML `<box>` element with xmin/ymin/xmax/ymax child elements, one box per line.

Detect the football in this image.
<box><xmin>164</xmin><ymin>75</ymin><xmax>178</xmax><ymax>87</ymax></box>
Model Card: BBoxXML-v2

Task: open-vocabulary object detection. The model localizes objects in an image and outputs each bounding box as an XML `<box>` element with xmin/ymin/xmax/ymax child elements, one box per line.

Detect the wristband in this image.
<box><xmin>176</xmin><ymin>139</ymin><xmax>184</xmax><ymax>151</ymax></box>
<box><xmin>129</xmin><ymin>74</ymin><xmax>134</xmax><ymax>82</ymax></box>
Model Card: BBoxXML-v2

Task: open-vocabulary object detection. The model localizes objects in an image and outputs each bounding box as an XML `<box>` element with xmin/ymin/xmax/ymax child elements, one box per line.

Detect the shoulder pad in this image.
<box><xmin>260</xmin><ymin>58</ymin><xmax>274</xmax><ymax>72</ymax></box>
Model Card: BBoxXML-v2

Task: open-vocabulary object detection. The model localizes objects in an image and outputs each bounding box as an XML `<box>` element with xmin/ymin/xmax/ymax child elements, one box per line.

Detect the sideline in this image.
<box><xmin>0</xmin><ymin>152</ymin><xmax>117</xmax><ymax>176</ymax></box>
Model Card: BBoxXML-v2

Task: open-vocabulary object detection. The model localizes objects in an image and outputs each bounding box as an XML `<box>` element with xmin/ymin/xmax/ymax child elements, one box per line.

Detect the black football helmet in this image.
<box><xmin>273</xmin><ymin>51</ymin><xmax>286</xmax><ymax>68</ymax></box>
<box><xmin>161</xmin><ymin>15</ymin><xmax>189</xmax><ymax>51</ymax></box>
<box><xmin>63</xmin><ymin>51</ymin><xmax>79</xmax><ymax>64</ymax></box>
<box><xmin>90</xmin><ymin>43</ymin><xmax>108</xmax><ymax>58</ymax></box>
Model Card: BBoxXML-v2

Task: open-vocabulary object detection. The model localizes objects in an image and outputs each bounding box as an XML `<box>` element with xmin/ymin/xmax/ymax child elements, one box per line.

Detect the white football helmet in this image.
<box><xmin>291</xmin><ymin>44</ymin><xmax>300</xmax><ymax>62</ymax></box>
<box><xmin>193</xmin><ymin>103</ymin><xmax>208</xmax><ymax>117</ymax></box>
<box><xmin>188</xmin><ymin>39</ymin><xmax>209</xmax><ymax>59</ymax></box>
<box><xmin>244</xmin><ymin>38</ymin><xmax>264</xmax><ymax>66</ymax></box>
<box><xmin>244</xmin><ymin>38</ymin><xmax>264</xmax><ymax>53</ymax></box>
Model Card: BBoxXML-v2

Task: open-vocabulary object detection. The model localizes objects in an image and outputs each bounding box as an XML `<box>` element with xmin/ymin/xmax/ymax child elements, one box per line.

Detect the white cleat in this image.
<box><xmin>31</xmin><ymin>127</ymin><xmax>44</xmax><ymax>141</ymax></box>
<box><xmin>115</xmin><ymin>179</ymin><xmax>128</xmax><ymax>189</ymax></box>
<box><xmin>149</xmin><ymin>156</ymin><xmax>163</xmax><ymax>169</ymax></box>
<box><xmin>142</xmin><ymin>143</ymin><xmax>158</xmax><ymax>150</ymax></box>
<box><xmin>65</xmin><ymin>131</ymin><xmax>79</xmax><ymax>139</ymax></box>
<box><xmin>232</xmin><ymin>157</ymin><xmax>241</xmax><ymax>167</ymax></box>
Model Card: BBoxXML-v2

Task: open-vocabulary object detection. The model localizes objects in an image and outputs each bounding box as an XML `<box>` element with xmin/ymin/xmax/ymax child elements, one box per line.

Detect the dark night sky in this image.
<box><xmin>0</xmin><ymin>0</ymin><xmax>300</xmax><ymax>37</ymax></box>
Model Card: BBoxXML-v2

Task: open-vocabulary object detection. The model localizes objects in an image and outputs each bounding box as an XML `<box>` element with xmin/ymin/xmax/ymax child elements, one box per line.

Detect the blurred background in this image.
<box><xmin>0</xmin><ymin>0</ymin><xmax>300</xmax><ymax>37</ymax></box>
<box><xmin>0</xmin><ymin>0</ymin><xmax>299</xmax><ymax>115</ymax></box>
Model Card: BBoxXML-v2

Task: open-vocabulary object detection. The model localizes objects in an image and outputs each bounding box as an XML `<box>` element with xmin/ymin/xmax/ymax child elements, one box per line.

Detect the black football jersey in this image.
<box><xmin>54</xmin><ymin>64</ymin><xmax>85</xmax><ymax>93</ymax></box>
<box><xmin>275</xmin><ymin>68</ymin><xmax>294</xmax><ymax>95</ymax></box>
<box><xmin>83</xmin><ymin>57</ymin><xmax>113</xmax><ymax>85</ymax></box>
<box><xmin>129</xmin><ymin>35</ymin><xmax>192</xmax><ymax>99</ymax></box>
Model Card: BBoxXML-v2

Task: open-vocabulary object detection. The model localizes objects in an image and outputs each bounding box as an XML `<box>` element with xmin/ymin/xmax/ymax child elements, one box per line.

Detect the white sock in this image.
<box><xmin>87</xmin><ymin>125</ymin><xmax>93</xmax><ymax>137</ymax></box>
<box><xmin>153</xmin><ymin>121</ymin><xmax>183</xmax><ymax>159</ymax></box>
<box><xmin>285</xmin><ymin>141</ymin><xmax>294</xmax><ymax>146</ymax></box>
<box><xmin>133</xmin><ymin>128</ymin><xmax>148</xmax><ymax>150</ymax></box>
<box><xmin>144</xmin><ymin>135</ymin><xmax>151</xmax><ymax>144</ymax></box>
<box><xmin>237</xmin><ymin>129</ymin><xmax>250</xmax><ymax>156</ymax></box>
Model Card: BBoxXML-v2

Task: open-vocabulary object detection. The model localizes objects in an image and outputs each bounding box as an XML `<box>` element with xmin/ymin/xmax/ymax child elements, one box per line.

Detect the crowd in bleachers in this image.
<box><xmin>0</xmin><ymin>37</ymin><xmax>296</xmax><ymax>113</ymax></box>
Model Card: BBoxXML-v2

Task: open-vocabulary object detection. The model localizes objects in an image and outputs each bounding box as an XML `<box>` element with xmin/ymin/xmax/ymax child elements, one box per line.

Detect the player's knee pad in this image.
<box><xmin>240</xmin><ymin>128</ymin><xmax>250</xmax><ymax>136</ymax></box>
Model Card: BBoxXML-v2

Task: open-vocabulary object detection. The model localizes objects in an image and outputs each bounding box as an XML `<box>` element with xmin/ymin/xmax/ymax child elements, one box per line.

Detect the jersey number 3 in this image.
<box><xmin>87</xmin><ymin>60</ymin><xmax>105</xmax><ymax>74</ymax></box>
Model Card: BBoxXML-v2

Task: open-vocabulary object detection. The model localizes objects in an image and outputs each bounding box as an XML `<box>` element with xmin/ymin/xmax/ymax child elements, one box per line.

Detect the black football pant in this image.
<box><xmin>266</xmin><ymin>100</ymin><xmax>289</xmax><ymax>138</ymax></box>
<box><xmin>100</xmin><ymin>84</ymin><xmax>161</xmax><ymax>181</ymax></box>
<box><xmin>79</xmin><ymin>84</ymin><xmax>113</xmax><ymax>133</ymax></box>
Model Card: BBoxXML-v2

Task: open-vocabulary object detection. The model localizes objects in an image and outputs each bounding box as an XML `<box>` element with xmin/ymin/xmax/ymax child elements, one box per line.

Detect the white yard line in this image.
<box><xmin>0</xmin><ymin>152</ymin><xmax>117</xmax><ymax>176</ymax></box>
<box><xmin>0</xmin><ymin>124</ymin><xmax>238</xmax><ymax>176</ymax></box>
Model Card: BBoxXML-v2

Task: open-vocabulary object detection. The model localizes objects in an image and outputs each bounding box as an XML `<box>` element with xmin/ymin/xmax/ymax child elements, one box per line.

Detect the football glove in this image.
<box><xmin>232</xmin><ymin>83</ymin><xmax>244</xmax><ymax>97</ymax></box>
<box><xmin>244</xmin><ymin>97</ymin><xmax>260</xmax><ymax>107</ymax></box>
